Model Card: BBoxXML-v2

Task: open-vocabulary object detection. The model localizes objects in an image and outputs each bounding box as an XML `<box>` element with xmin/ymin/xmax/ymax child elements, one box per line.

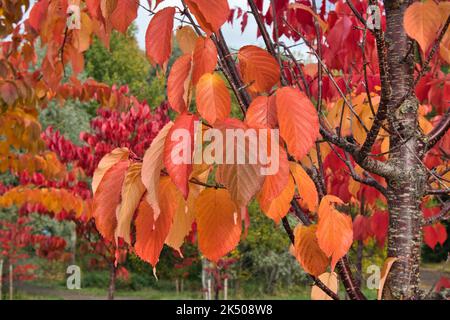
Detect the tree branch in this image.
<box><xmin>426</xmin><ymin>110</ymin><xmax>450</xmax><ymax>150</ymax></box>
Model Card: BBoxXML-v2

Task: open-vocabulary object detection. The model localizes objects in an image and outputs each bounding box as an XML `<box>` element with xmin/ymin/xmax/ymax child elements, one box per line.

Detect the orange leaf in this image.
<box><xmin>141</xmin><ymin>122</ymin><xmax>174</xmax><ymax>220</ymax></box>
<box><xmin>404</xmin><ymin>0</ymin><xmax>442</xmax><ymax>53</ymax></box>
<box><xmin>92</xmin><ymin>147</ymin><xmax>129</xmax><ymax>195</ymax></box>
<box><xmin>258</xmin><ymin>145</ymin><xmax>289</xmax><ymax>202</ymax></box>
<box><xmin>184</xmin><ymin>0</ymin><xmax>230</xmax><ymax>35</ymax></box>
<box><xmin>176</xmin><ymin>26</ymin><xmax>198</xmax><ymax>54</ymax></box>
<box><xmin>93</xmin><ymin>160</ymin><xmax>129</xmax><ymax>241</ymax></box>
<box><xmin>196</xmin><ymin>73</ymin><xmax>231</xmax><ymax>124</ymax></box>
<box><xmin>195</xmin><ymin>188</ymin><xmax>241</xmax><ymax>262</ymax></box>
<box><xmin>192</xmin><ymin>37</ymin><xmax>218</xmax><ymax>84</ymax></box>
<box><xmin>289</xmin><ymin>162</ymin><xmax>319</xmax><ymax>212</ymax></box>
<box><xmin>245</xmin><ymin>95</ymin><xmax>278</xmax><ymax>129</ymax></box>
<box><xmin>316</xmin><ymin>195</ymin><xmax>353</xmax><ymax>270</ymax></box>
<box><xmin>116</xmin><ymin>162</ymin><xmax>146</xmax><ymax>244</ymax></box>
<box><xmin>145</xmin><ymin>7</ymin><xmax>175</xmax><ymax>66</ymax></box>
<box><xmin>164</xmin><ymin>113</ymin><xmax>198</xmax><ymax>199</ymax></box>
<box><xmin>311</xmin><ymin>272</ymin><xmax>338</xmax><ymax>300</ymax></box>
<box><xmin>214</xmin><ymin>120</ymin><xmax>265</xmax><ymax>207</ymax></box>
<box><xmin>258</xmin><ymin>175</ymin><xmax>295</xmax><ymax>224</ymax></box>
<box><xmin>377</xmin><ymin>257</ymin><xmax>398</xmax><ymax>300</ymax></box>
<box><xmin>238</xmin><ymin>45</ymin><xmax>280</xmax><ymax>93</ymax></box>
<box><xmin>293</xmin><ymin>224</ymin><xmax>329</xmax><ymax>276</ymax></box>
<box><xmin>134</xmin><ymin>177</ymin><xmax>178</xmax><ymax>267</ymax></box>
<box><xmin>276</xmin><ymin>87</ymin><xmax>319</xmax><ymax>161</ymax></box>
<box><xmin>164</xmin><ymin>182</ymin><xmax>202</xmax><ymax>253</ymax></box>
<box><xmin>110</xmin><ymin>0</ymin><xmax>138</xmax><ymax>34</ymax></box>
<box><xmin>167</xmin><ymin>54</ymin><xmax>193</xmax><ymax>113</ymax></box>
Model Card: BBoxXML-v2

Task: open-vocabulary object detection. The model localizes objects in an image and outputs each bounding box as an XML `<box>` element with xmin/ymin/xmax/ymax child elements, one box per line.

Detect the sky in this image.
<box><xmin>135</xmin><ymin>0</ymin><xmax>267</xmax><ymax>50</ymax></box>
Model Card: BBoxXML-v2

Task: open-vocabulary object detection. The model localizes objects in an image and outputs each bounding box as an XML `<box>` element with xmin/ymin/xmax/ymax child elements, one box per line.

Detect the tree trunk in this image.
<box><xmin>107</xmin><ymin>263</ymin><xmax>116</xmax><ymax>300</ymax></box>
<box><xmin>383</xmin><ymin>0</ymin><xmax>426</xmax><ymax>300</ymax></box>
<box><xmin>0</xmin><ymin>259</ymin><xmax>3</xmax><ymax>300</ymax></box>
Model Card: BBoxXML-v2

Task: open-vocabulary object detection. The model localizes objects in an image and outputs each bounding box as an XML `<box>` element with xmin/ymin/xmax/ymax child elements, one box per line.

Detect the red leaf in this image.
<box><xmin>424</xmin><ymin>223</ymin><xmax>447</xmax><ymax>250</ymax></box>
<box><xmin>370</xmin><ymin>211</ymin><xmax>389</xmax><ymax>247</ymax></box>
<box><xmin>111</xmin><ymin>0</ymin><xmax>138</xmax><ymax>34</ymax></box>
<box><xmin>163</xmin><ymin>113</ymin><xmax>198</xmax><ymax>199</ymax></box>
<box><xmin>134</xmin><ymin>177</ymin><xmax>178</xmax><ymax>267</ymax></box>
<box><xmin>185</xmin><ymin>0</ymin><xmax>230</xmax><ymax>35</ymax></box>
<box><xmin>145</xmin><ymin>7</ymin><xmax>175</xmax><ymax>66</ymax></box>
<box><xmin>93</xmin><ymin>160</ymin><xmax>129</xmax><ymax>241</ymax></box>
<box><xmin>276</xmin><ymin>87</ymin><xmax>319</xmax><ymax>161</ymax></box>
<box><xmin>245</xmin><ymin>95</ymin><xmax>278</xmax><ymax>129</ymax></box>
<box><xmin>167</xmin><ymin>54</ymin><xmax>193</xmax><ymax>113</ymax></box>
<box><xmin>192</xmin><ymin>37</ymin><xmax>218</xmax><ymax>84</ymax></box>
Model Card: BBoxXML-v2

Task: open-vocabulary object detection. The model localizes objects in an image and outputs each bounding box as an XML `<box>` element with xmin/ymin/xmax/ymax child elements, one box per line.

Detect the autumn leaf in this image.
<box><xmin>378</xmin><ymin>257</ymin><xmax>398</xmax><ymax>300</ymax></box>
<box><xmin>316</xmin><ymin>195</ymin><xmax>353</xmax><ymax>270</ymax></box>
<box><xmin>176</xmin><ymin>26</ymin><xmax>198</xmax><ymax>54</ymax></box>
<box><xmin>258</xmin><ymin>145</ymin><xmax>289</xmax><ymax>203</ymax></box>
<box><xmin>195</xmin><ymin>188</ymin><xmax>241</xmax><ymax>262</ymax></box>
<box><xmin>184</xmin><ymin>0</ymin><xmax>230</xmax><ymax>35</ymax></box>
<box><xmin>258</xmin><ymin>174</ymin><xmax>295</xmax><ymax>224</ymax></box>
<box><xmin>145</xmin><ymin>7</ymin><xmax>175</xmax><ymax>66</ymax></box>
<box><xmin>163</xmin><ymin>113</ymin><xmax>198</xmax><ymax>199</ymax></box>
<box><xmin>289</xmin><ymin>3</ymin><xmax>328</xmax><ymax>32</ymax></box>
<box><xmin>134</xmin><ymin>177</ymin><xmax>178</xmax><ymax>267</ymax></box>
<box><xmin>293</xmin><ymin>224</ymin><xmax>329</xmax><ymax>276</ymax></box>
<box><xmin>196</xmin><ymin>73</ymin><xmax>231</xmax><ymax>124</ymax></box>
<box><xmin>404</xmin><ymin>0</ymin><xmax>442</xmax><ymax>53</ymax></box>
<box><xmin>245</xmin><ymin>95</ymin><xmax>278</xmax><ymax>129</ymax></box>
<box><xmin>238</xmin><ymin>45</ymin><xmax>280</xmax><ymax>93</ymax></box>
<box><xmin>289</xmin><ymin>162</ymin><xmax>319</xmax><ymax>212</ymax></box>
<box><xmin>116</xmin><ymin>162</ymin><xmax>146</xmax><ymax>244</ymax></box>
<box><xmin>164</xmin><ymin>182</ymin><xmax>202</xmax><ymax>253</ymax></box>
<box><xmin>167</xmin><ymin>54</ymin><xmax>193</xmax><ymax>114</ymax></box>
<box><xmin>141</xmin><ymin>122</ymin><xmax>174</xmax><ymax>220</ymax></box>
<box><xmin>93</xmin><ymin>160</ymin><xmax>129</xmax><ymax>241</ymax></box>
<box><xmin>192</xmin><ymin>37</ymin><xmax>218</xmax><ymax>84</ymax></box>
<box><xmin>92</xmin><ymin>147</ymin><xmax>129</xmax><ymax>195</ymax></box>
<box><xmin>311</xmin><ymin>272</ymin><xmax>338</xmax><ymax>300</ymax></box>
<box><xmin>370</xmin><ymin>211</ymin><xmax>389</xmax><ymax>247</ymax></box>
<box><xmin>214</xmin><ymin>120</ymin><xmax>265</xmax><ymax>207</ymax></box>
<box><xmin>276</xmin><ymin>87</ymin><xmax>319</xmax><ymax>161</ymax></box>
<box><xmin>424</xmin><ymin>223</ymin><xmax>447</xmax><ymax>250</ymax></box>
<box><xmin>110</xmin><ymin>0</ymin><xmax>138</xmax><ymax>34</ymax></box>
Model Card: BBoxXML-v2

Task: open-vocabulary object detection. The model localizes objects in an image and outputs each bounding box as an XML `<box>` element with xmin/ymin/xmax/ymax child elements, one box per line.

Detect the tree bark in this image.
<box><xmin>107</xmin><ymin>263</ymin><xmax>116</xmax><ymax>300</ymax></box>
<box><xmin>382</xmin><ymin>0</ymin><xmax>426</xmax><ymax>300</ymax></box>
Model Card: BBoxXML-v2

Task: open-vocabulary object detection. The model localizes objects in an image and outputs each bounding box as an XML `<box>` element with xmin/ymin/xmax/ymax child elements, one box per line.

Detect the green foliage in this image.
<box><xmin>84</xmin><ymin>26</ymin><xmax>165</xmax><ymax>107</ymax></box>
<box><xmin>39</xmin><ymin>100</ymin><xmax>93</xmax><ymax>145</ymax></box>
<box><xmin>236</xmin><ymin>202</ymin><xmax>308</xmax><ymax>294</ymax></box>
